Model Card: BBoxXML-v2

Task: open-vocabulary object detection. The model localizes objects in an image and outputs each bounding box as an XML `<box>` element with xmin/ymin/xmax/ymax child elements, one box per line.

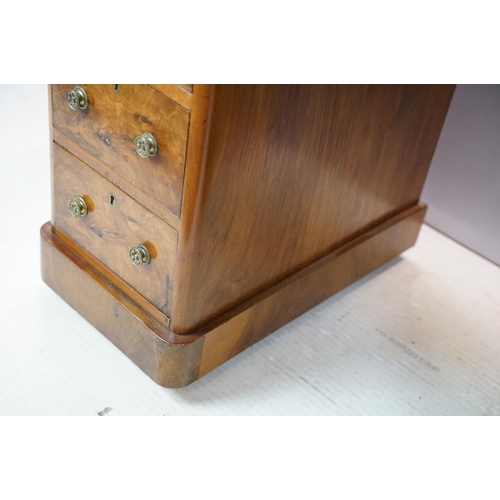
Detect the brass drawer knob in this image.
<box><xmin>66</xmin><ymin>86</ymin><xmax>88</xmax><ymax>111</ymax></box>
<box><xmin>68</xmin><ymin>196</ymin><xmax>88</xmax><ymax>218</ymax></box>
<box><xmin>129</xmin><ymin>244</ymin><xmax>151</xmax><ymax>266</ymax></box>
<box><xmin>135</xmin><ymin>132</ymin><xmax>158</xmax><ymax>158</ymax></box>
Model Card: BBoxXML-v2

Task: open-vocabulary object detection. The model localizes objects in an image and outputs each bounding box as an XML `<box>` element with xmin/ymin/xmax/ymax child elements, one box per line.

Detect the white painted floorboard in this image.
<box><xmin>1</xmin><ymin>85</ymin><xmax>499</xmax><ymax>415</ymax></box>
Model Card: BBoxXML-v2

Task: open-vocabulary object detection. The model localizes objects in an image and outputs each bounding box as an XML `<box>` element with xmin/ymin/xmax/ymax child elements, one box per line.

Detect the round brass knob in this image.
<box><xmin>66</xmin><ymin>86</ymin><xmax>88</xmax><ymax>110</ymax></box>
<box><xmin>68</xmin><ymin>196</ymin><xmax>88</xmax><ymax>218</ymax></box>
<box><xmin>129</xmin><ymin>244</ymin><xmax>151</xmax><ymax>266</ymax></box>
<box><xmin>135</xmin><ymin>132</ymin><xmax>158</xmax><ymax>158</ymax></box>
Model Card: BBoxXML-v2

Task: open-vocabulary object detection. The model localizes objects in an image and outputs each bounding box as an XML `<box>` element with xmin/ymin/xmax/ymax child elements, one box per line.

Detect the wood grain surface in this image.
<box><xmin>41</xmin><ymin>223</ymin><xmax>202</xmax><ymax>389</ymax></box>
<box><xmin>177</xmin><ymin>84</ymin><xmax>193</xmax><ymax>93</ymax></box>
<box><xmin>52</xmin><ymin>143</ymin><xmax>178</xmax><ymax>317</ymax></box>
<box><xmin>149</xmin><ymin>84</ymin><xmax>193</xmax><ymax>110</ymax></box>
<box><xmin>172</xmin><ymin>84</ymin><xmax>455</xmax><ymax>333</ymax></box>
<box><xmin>40</xmin><ymin>201</ymin><xmax>426</xmax><ymax>387</ymax></box>
<box><xmin>198</xmin><ymin>202</ymin><xmax>427</xmax><ymax>377</ymax></box>
<box><xmin>52</xmin><ymin>128</ymin><xmax>180</xmax><ymax>231</ymax></box>
<box><xmin>52</xmin><ymin>84</ymin><xmax>189</xmax><ymax>217</ymax></box>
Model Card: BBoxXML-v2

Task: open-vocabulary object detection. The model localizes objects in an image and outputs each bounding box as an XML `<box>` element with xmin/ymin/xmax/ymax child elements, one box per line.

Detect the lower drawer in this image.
<box><xmin>52</xmin><ymin>143</ymin><xmax>177</xmax><ymax>316</ymax></box>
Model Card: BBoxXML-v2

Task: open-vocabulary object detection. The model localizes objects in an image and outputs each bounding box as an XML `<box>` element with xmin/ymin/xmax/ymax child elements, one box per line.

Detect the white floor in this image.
<box><xmin>1</xmin><ymin>84</ymin><xmax>499</xmax><ymax>415</ymax></box>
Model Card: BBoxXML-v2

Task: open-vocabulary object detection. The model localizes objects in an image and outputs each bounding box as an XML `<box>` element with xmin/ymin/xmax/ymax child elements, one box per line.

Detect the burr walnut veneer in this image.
<box><xmin>41</xmin><ymin>84</ymin><xmax>455</xmax><ymax>387</ymax></box>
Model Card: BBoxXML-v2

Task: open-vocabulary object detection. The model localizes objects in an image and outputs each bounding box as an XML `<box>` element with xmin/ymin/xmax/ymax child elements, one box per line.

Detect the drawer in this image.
<box><xmin>52</xmin><ymin>143</ymin><xmax>177</xmax><ymax>316</ymax></box>
<box><xmin>51</xmin><ymin>84</ymin><xmax>189</xmax><ymax>217</ymax></box>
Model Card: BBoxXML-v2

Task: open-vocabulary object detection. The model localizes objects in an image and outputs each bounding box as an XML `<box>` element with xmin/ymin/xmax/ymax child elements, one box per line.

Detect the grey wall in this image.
<box><xmin>422</xmin><ymin>84</ymin><xmax>500</xmax><ymax>266</ymax></box>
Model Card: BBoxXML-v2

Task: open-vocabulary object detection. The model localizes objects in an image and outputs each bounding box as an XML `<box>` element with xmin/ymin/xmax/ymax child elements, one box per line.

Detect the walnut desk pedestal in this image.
<box><xmin>40</xmin><ymin>84</ymin><xmax>455</xmax><ymax>387</ymax></box>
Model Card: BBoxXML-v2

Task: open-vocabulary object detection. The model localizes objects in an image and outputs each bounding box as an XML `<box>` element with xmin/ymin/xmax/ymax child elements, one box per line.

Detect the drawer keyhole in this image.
<box><xmin>109</xmin><ymin>194</ymin><xmax>116</xmax><ymax>207</ymax></box>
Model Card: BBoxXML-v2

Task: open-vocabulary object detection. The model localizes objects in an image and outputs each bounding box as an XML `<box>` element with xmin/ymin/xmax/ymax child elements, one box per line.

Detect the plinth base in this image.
<box><xmin>41</xmin><ymin>203</ymin><xmax>426</xmax><ymax>388</ymax></box>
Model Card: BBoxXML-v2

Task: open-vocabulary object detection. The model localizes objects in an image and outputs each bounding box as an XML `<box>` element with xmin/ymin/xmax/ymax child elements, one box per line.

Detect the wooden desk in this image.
<box><xmin>41</xmin><ymin>84</ymin><xmax>455</xmax><ymax>387</ymax></box>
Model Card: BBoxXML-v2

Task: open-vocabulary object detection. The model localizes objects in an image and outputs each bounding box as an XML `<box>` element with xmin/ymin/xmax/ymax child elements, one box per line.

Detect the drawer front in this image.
<box><xmin>52</xmin><ymin>143</ymin><xmax>177</xmax><ymax>316</ymax></box>
<box><xmin>52</xmin><ymin>84</ymin><xmax>189</xmax><ymax>217</ymax></box>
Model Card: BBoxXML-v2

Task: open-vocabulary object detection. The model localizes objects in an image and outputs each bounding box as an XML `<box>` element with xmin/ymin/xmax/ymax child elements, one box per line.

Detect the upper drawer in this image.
<box><xmin>52</xmin><ymin>143</ymin><xmax>178</xmax><ymax>317</ymax></box>
<box><xmin>52</xmin><ymin>84</ymin><xmax>189</xmax><ymax>217</ymax></box>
